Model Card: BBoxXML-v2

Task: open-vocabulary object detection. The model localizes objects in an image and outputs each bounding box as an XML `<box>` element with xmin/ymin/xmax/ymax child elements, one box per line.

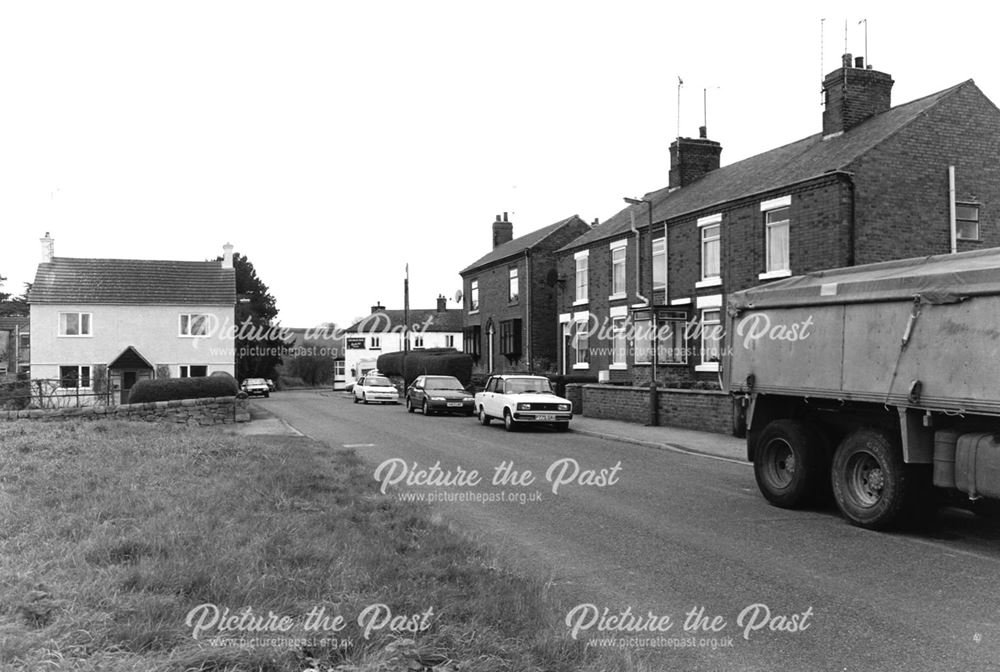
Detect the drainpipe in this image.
<box><xmin>630</xmin><ymin>209</ymin><xmax>649</xmax><ymax>305</ymax></box>
<box><xmin>525</xmin><ymin>248</ymin><xmax>532</xmax><ymax>373</ymax></box>
<box><xmin>948</xmin><ymin>165</ymin><xmax>957</xmax><ymax>254</ymax></box>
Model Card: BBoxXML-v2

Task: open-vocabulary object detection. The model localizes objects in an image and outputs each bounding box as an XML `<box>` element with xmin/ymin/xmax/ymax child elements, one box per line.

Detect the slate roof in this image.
<box><xmin>559</xmin><ymin>80</ymin><xmax>973</xmax><ymax>253</ymax></box>
<box><xmin>461</xmin><ymin>215</ymin><xmax>587</xmax><ymax>275</ymax></box>
<box><xmin>345</xmin><ymin>309</ymin><xmax>464</xmax><ymax>333</ymax></box>
<box><xmin>28</xmin><ymin>258</ymin><xmax>237</xmax><ymax>305</ymax></box>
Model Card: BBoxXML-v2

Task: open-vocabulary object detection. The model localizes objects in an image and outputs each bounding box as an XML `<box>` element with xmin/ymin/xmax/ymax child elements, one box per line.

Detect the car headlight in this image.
<box><xmin>517</xmin><ymin>403</ymin><xmax>532</xmax><ymax>411</ymax></box>
<box><xmin>558</xmin><ymin>404</ymin><xmax>570</xmax><ymax>411</ymax></box>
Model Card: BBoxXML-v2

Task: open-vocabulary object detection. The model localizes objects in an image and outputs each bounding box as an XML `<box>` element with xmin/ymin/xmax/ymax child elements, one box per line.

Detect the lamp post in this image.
<box><xmin>624</xmin><ymin>196</ymin><xmax>659</xmax><ymax>427</ymax></box>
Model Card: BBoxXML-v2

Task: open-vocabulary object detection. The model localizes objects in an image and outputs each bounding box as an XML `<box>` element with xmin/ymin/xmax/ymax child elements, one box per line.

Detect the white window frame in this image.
<box><xmin>59</xmin><ymin>312</ymin><xmax>92</xmax><ymax>337</ymax></box>
<box><xmin>445</xmin><ymin>334</ymin><xmax>455</xmax><ymax>348</ymax></box>
<box><xmin>179</xmin><ymin>313</ymin><xmax>211</xmax><ymax>337</ymax></box>
<box><xmin>956</xmin><ymin>203</ymin><xmax>980</xmax><ymax>241</ymax></box>
<box><xmin>652</xmin><ymin>237</ymin><xmax>666</xmax><ymax>291</ymax></box>
<box><xmin>509</xmin><ymin>266</ymin><xmax>519</xmax><ymax>303</ymax></box>
<box><xmin>370</xmin><ymin>336</ymin><xmax>381</xmax><ymax>350</ymax></box>
<box><xmin>58</xmin><ymin>365</ymin><xmax>92</xmax><ymax>389</ymax></box>
<box><xmin>610</xmin><ymin>239</ymin><xmax>628</xmax><ymax>300</ymax></box>
<box><xmin>610</xmin><ymin>316</ymin><xmax>627</xmax><ymax>369</ymax></box>
<box><xmin>760</xmin><ymin>196</ymin><xmax>791</xmax><ymax>280</ymax></box>
<box><xmin>571</xmin><ymin>311</ymin><xmax>590</xmax><ymax>369</ymax></box>
<box><xmin>574</xmin><ymin>250</ymin><xmax>589</xmax><ymax>305</ymax></box>
<box><xmin>695</xmin><ymin>305</ymin><xmax>722</xmax><ymax>373</ymax></box>
<box><xmin>412</xmin><ymin>335</ymin><xmax>424</xmax><ymax>348</ymax></box>
<box><xmin>696</xmin><ymin>213</ymin><xmax>722</xmax><ymax>288</ymax></box>
<box><xmin>469</xmin><ymin>279</ymin><xmax>480</xmax><ymax>313</ymax></box>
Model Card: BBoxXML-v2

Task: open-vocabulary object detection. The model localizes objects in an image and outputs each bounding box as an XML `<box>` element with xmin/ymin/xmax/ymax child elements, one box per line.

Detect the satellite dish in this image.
<box><xmin>454</xmin><ymin>289</ymin><xmax>464</xmax><ymax>303</ymax></box>
<box><xmin>545</xmin><ymin>268</ymin><xmax>559</xmax><ymax>287</ymax></box>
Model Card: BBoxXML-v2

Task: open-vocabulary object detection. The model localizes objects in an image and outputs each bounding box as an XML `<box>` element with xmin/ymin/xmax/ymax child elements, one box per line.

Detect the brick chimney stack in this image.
<box><xmin>371</xmin><ymin>302</ymin><xmax>385</xmax><ymax>314</ymax></box>
<box><xmin>40</xmin><ymin>232</ymin><xmax>54</xmax><ymax>263</ymax></box>
<box><xmin>822</xmin><ymin>54</ymin><xmax>894</xmax><ymax>137</ymax></box>
<box><xmin>668</xmin><ymin>129</ymin><xmax>722</xmax><ymax>189</ymax></box>
<box><xmin>436</xmin><ymin>294</ymin><xmax>447</xmax><ymax>312</ymax></box>
<box><xmin>492</xmin><ymin>212</ymin><xmax>513</xmax><ymax>248</ymax></box>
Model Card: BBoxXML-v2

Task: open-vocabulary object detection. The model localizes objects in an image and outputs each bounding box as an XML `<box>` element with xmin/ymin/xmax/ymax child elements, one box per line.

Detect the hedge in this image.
<box><xmin>128</xmin><ymin>375</ymin><xmax>240</xmax><ymax>404</ymax></box>
<box><xmin>378</xmin><ymin>349</ymin><xmax>473</xmax><ymax>387</ymax></box>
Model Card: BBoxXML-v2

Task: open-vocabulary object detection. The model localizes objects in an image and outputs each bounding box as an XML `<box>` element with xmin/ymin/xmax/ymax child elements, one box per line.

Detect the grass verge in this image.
<box><xmin>0</xmin><ymin>420</ymin><xmax>642</xmax><ymax>671</ymax></box>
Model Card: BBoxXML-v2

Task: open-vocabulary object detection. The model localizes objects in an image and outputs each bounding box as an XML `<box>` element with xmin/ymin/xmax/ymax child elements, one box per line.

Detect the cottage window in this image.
<box><xmin>699</xmin><ymin>309</ymin><xmax>722</xmax><ymax>371</ymax></box>
<box><xmin>59</xmin><ymin>312</ymin><xmax>92</xmax><ymax>337</ymax></box>
<box><xmin>179</xmin><ymin>313</ymin><xmax>210</xmax><ymax>337</ymax></box>
<box><xmin>508</xmin><ymin>267</ymin><xmax>519</xmax><ymax>303</ymax></box>
<box><xmin>179</xmin><ymin>365</ymin><xmax>208</xmax><ymax>377</ymax></box>
<box><xmin>412</xmin><ymin>335</ymin><xmax>424</xmax><ymax>348</ymax></box>
<box><xmin>611</xmin><ymin>242</ymin><xmax>627</xmax><ymax>297</ymax></box>
<box><xmin>574</xmin><ymin>251</ymin><xmax>589</xmax><ymax>304</ymax></box>
<box><xmin>760</xmin><ymin>196</ymin><xmax>792</xmax><ymax>279</ymax></box>
<box><xmin>571</xmin><ymin>318</ymin><xmax>589</xmax><ymax>368</ymax></box>
<box><xmin>499</xmin><ymin>319</ymin><xmax>523</xmax><ymax>359</ymax></box>
<box><xmin>611</xmin><ymin>317</ymin><xmax>627</xmax><ymax>367</ymax></box>
<box><xmin>463</xmin><ymin>326</ymin><xmax>482</xmax><ymax>360</ymax></box>
<box><xmin>956</xmin><ymin>203</ymin><xmax>980</xmax><ymax>241</ymax></box>
<box><xmin>19</xmin><ymin>332</ymin><xmax>29</xmax><ymax>349</ymax></box>
<box><xmin>470</xmin><ymin>279</ymin><xmax>480</xmax><ymax>312</ymax></box>
<box><xmin>59</xmin><ymin>365</ymin><xmax>92</xmax><ymax>388</ymax></box>
<box><xmin>699</xmin><ymin>214</ymin><xmax>722</xmax><ymax>282</ymax></box>
<box><xmin>370</xmin><ymin>336</ymin><xmax>381</xmax><ymax>350</ymax></box>
<box><xmin>652</xmin><ymin>238</ymin><xmax>666</xmax><ymax>290</ymax></box>
<box><xmin>445</xmin><ymin>334</ymin><xmax>455</xmax><ymax>348</ymax></box>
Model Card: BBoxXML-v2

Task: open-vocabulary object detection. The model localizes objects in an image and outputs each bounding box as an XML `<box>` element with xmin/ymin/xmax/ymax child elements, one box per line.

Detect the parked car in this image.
<box><xmin>241</xmin><ymin>377</ymin><xmax>270</xmax><ymax>398</ymax></box>
<box><xmin>406</xmin><ymin>375</ymin><xmax>475</xmax><ymax>416</ymax></box>
<box><xmin>474</xmin><ymin>374</ymin><xmax>572</xmax><ymax>431</ymax></box>
<box><xmin>353</xmin><ymin>372</ymin><xmax>399</xmax><ymax>404</ymax></box>
<box><xmin>265</xmin><ymin>379</ymin><xmax>276</xmax><ymax>392</ymax></box>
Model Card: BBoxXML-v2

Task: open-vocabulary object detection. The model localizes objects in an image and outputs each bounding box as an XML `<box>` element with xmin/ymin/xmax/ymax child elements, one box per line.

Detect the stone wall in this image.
<box><xmin>0</xmin><ymin>396</ymin><xmax>250</xmax><ymax>425</ymax></box>
<box><xmin>578</xmin><ymin>384</ymin><xmax>732</xmax><ymax>435</ymax></box>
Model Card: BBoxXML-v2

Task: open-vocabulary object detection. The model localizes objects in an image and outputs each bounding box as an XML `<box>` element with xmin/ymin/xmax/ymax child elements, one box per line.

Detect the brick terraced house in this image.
<box><xmin>460</xmin><ymin>213</ymin><xmax>591</xmax><ymax>375</ymax></box>
<box><xmin>555</xmin><ymin>54</ymin><xmax>1000</xmax><ymax>386</ymax></box>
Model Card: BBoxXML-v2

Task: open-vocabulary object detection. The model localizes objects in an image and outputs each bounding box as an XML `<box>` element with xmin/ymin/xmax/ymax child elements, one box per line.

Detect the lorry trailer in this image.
<box><xmin>725</xmin><ymin>248</ymin><xmax>1000</xmax><ymax>529</ymax></box>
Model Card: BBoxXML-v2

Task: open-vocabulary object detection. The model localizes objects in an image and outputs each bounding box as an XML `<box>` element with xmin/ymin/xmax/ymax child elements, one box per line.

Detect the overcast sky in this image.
<box><xmin>2</xmin><ymin>1</ymin><xmax>996</xmax><ymax>327</ymax></box>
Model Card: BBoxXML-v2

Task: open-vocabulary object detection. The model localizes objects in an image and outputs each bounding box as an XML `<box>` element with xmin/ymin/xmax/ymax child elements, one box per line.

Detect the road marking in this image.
<box><xmin>343</xmin><ymin>443</ymin><xmax>376</xmax><ymax>448</ymax></box>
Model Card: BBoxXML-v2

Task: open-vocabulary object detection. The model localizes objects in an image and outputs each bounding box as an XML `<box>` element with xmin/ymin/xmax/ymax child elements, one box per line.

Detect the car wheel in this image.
<box><xmin>264</xmin><ymin>392</ymin><xmax>270</xmax><ymax>398</ymax></box>
<box><xmin>353</xmin><ymin>393</ymin><xmax>359</xmax><ymax>404</ymax></box>
<box><xmin>362</xmin><ymin>393</ymin><xmax>368</xmax><ymax>405</ymax></box>
<box><xmin>753</xmin><ymin>419</ymin><xmax>828</xmax><ymax>509</ymax></box>
<box><xmin>422</xmin><ymin>399</ymin><xmax>431</xmax><ymax>416</ymax></box>
<box><xmin>503</xmin><ymin>409</ymin><xmax>517</xmax><ymax>432</ymax></box>
<box><xmin>406</xmin><ymin>397</ymin><xmax>414</xmax><ymax>413</ymax></box>
<box><xmin>554</xmin><ymin>422</ymin><xmax>569</xmax><ymax>432</ymax></box>
<box><xmin>831</xmin><ymin>428</ymin><xmax>922</xmax><ymax>530</ymax></box>
<box><xmin>478</xmin><ymin>407</ymin><xmax>491</xmax><ymax>426</ymax></box>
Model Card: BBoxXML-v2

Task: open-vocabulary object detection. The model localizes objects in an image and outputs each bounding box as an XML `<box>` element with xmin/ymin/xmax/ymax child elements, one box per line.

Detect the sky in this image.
<box><xmin>2</xmin><ymin>1</ymin><xmax>997</xmax><ymax>328</ymax></box>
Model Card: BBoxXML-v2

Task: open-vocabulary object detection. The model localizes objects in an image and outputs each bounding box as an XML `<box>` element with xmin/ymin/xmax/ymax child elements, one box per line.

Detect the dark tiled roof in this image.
<box><xmin>559</xmin><ymin>81</ymin><xmax>972</xmax><ymax>252</ymax></box>
<box><xmin>108</xmin><ymin>346</ymin><xmax>154</xmax><ymax>370</ymax></box>
<box><xmin>345</xmin><ymin>309</ymin><xmax>464</xmax><ymax>333</ymax></box>
<box><xmin>28</xmin><ymin>257</ymin><xmax>237</xmax><ymax>305</ymax></box>
<box><xmin>461</xmin><ymin>215</ymin><xmax>587</xmax><ymax>274</ymax></box>
<box><xmin>0</xmin><ymin>316</ymin><xmax>29</xmax><ymax>331</ymax></box>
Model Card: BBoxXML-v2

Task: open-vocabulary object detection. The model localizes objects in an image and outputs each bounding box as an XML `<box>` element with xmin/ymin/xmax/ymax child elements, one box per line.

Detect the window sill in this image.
<box><xmin>572</xmin><ymin>363</ymin><xmax>591</xmax><ymax>370</ymax></box>
<box><xmin>695</xmin><ymin>277</ymin><xmax>722</xmax><ymax>289</ymax></box>
<box><xmin>58</xmin><ymin>334</ymin><xmax>93</xmax><ymax>338</ymax></box>
<box><xmin>608</xmin><ymin>293</ymin><xmax>628</xmax><ymax>302</ymax></box>
<box><xmin>758</xmin><ymin>269</ymin><xmax>791</xmax><ymax>281</ymax></box>
<box><xmin>468</xmin><ymin>309</ymin><xmax>479</xmax><ymax>315</ymax></box>
<box><xmin>957</xmin><ymin>237</ymin><xmax>982</xmax><ymax>243</ymax></box>
<box><xmin>572</xmin><ymin>299</ymin><xmax>589</xmax><ymax>307</ymax></box>
<box><xmin>633</xmin><ymin>362</ymin><xmax>689</xmax><ymax>367</ymax></box>
<box><xmin>609</xmin><ymin>363</ymin><xmax>628</xmax><ymax>370</ymax></box>
<box><xmin>695</xmin><ymin>363</ymin><xmax>720</xmax><ymax>372</ymax></box>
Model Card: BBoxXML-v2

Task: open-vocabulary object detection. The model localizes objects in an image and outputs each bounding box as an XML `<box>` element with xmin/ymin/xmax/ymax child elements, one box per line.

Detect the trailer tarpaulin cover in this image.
<box><xmin>728</xmin><ymin>248</ymin><xmax>1000</xmax><ymax>312</ymax></box>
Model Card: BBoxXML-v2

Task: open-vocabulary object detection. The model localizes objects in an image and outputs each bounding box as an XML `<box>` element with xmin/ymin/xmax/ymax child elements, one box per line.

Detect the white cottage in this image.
<box><xmin>28</xmin><ymin>235</ymin><xmax>237</xmax><ymax>405</ymax></box>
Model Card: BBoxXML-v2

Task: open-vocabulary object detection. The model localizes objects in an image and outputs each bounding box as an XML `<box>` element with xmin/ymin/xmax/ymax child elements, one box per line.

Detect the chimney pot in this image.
<box><xmin>855</xmin><ymin>56</ymin><xmax>864</xmax><ymax>68</ymax></box>
<box><xmin>699</xmin><ymin>125</ymin><xmax>707</xmax><ymax>139</ymax></box>
<box><xmin>40</xmin><ymin>233</ymin><xmax>54</xmax><ymax>263</ymax></box>
<box><xmin>496</xmin><ymin>214</ymin><xmax>501</xmax><ymax>222</ymax></box>
<box><xmin>436</xmin><ymin>295</ymin><xmax>447</xmax><ymax>312</ymax></box>
<box><xmin>503</xmin><ymin>212</ymin><xmax>508</xmax><ymax>222</ymax></box>
<box><xmin>842</xmin><ymin>53</ymin><xmax>853</xmax><ymax>67</ymax></box>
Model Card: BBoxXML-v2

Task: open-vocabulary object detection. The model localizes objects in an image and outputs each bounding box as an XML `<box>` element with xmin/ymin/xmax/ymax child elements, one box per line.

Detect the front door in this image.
<box><xmin>121</xmin><ymin>370</ymin><xmax>138</xmax><ymax>404</ymax></box>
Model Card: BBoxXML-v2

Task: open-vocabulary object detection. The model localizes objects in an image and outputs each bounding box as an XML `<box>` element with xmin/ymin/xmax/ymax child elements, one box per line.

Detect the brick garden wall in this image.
<box><xmin>577</xmin><ymin>384</ymin><xmax>732</xmax><ymax>434</ymax></box>
<box><xmin>0</xmin><ymin>396</ymin><xmax>250</xmax><ymax>425</ymax></box>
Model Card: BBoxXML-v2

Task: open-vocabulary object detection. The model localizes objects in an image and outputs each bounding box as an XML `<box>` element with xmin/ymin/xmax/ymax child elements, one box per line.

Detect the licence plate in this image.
<box><xmin>537</xmin><ymin>414</ymin><xmax>556</xmax><ymax>421</ymax></box>
<box><xmin>447</xmin><ymin>402</ymin><xmax>462</xmax><ymax>407</ymax></box>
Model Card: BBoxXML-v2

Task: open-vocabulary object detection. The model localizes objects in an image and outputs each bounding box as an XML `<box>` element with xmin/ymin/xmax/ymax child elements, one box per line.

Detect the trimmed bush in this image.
<box><xmin>128</xmin><ymin>376</ymin><xmax>239</xmax><ymax>404</ymax></box>
<box><xmin>377</xmin><ymin>349</ymin><xmax>472</xmax><ymax>388</ymax></box>
<box><xmin>546</xmin><ymin>373</ymin><xmax>599</xmax><ymax>398</ymax></box>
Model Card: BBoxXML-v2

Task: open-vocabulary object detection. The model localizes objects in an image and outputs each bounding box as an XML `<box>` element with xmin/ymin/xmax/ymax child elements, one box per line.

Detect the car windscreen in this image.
<box><xmin>504</xmin><ymin>378</ymin><xmax>553</xmax><ymax>394</ymax></box>
<box><xmin>424</xmin><ymin>377</ymin><xmax>464</xmax><ymax>391</ymax></box>
<box><xmin>366</xmin><ymin>376</ymin><xmax>392</xmax><ymax>387</ymax></box>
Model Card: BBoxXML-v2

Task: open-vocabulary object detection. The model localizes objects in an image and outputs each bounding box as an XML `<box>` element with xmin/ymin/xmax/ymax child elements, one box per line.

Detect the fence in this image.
<box><xmin>0</xmin><ymin>377</ymin><xmax>116</xmax><ymax>411</ymax></box>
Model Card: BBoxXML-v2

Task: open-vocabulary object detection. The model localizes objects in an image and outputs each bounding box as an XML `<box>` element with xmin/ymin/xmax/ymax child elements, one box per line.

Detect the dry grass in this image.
<box><xmin>0</xmin><ymin>420</ymin><xmax>646</xmax><ymax>672</ymax></box>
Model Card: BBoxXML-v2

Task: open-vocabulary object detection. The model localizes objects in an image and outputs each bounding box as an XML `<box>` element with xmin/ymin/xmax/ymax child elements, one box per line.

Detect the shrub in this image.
<box><xmin>128</xmin><ymin>376</ymin><xmax>238</xmax><ymax>404</ymax></box>
<box><xmin>546</xmin><ymin>373</ymin><xmax>599</xmax><ymax>398</ymax></box>
<box><xmin>377</xmin><ymin>349</ymin><xmax>472</xmax><ymax>387</ymax></box>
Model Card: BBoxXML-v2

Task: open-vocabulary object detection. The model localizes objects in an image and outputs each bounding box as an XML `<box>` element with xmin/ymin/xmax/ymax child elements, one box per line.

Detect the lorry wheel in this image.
<box><xmin>831</xmin><ymin>428</ymin><xmax>915</xmax><ymax>530</ymax></box>
<box><xmin>754</xmin><ymin>419</ymin><xmax>826</xmax><ymax>509</ymax></box>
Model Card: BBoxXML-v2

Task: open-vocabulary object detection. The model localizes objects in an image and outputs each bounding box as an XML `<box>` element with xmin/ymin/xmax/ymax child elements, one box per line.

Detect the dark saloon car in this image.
<box><xmin>405</xmin><ymin>375</ymin><xmax>475</xmax><ymax>416</ymax></box>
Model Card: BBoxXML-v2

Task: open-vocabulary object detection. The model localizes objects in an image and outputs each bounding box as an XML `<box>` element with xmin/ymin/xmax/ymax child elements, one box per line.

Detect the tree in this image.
<box><xmin>217</xmin><ymin>253</ymin><xmax>286</xmax><ymax>380</ymax></box>
<box><xmin>0</xmin><ymin>277</ymin><xmax>29</xmax><ymax>317</ymax></box>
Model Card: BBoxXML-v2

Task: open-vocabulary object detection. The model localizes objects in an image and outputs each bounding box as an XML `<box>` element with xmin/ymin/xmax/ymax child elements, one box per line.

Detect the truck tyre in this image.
<box><xmin>732</xmin><ymin>399</ymin><xmax>748</xmax><ymax>438</ymax></box>
<box><xmin>754</xmin><ymin>419</ymin><xmax>827</xmax><ymax>509</ymax></box>
<box><xmin>831</xmin><ymin>428</ymin><xmax>914</xmax><ymax>530</ymax></box>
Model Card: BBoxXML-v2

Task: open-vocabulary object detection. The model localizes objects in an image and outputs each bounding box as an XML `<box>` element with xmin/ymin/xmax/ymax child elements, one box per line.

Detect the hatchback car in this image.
<box><xmin>353</xmin><ymin>372</ymin><xmax>399</xmax><ymax>404</ymax></box>
<box><xmin>405</xmin><ymin>375</ymin><xmax>475</xmax><ymax>416</ymax></box>
<box><xmin>241</xmin><ymin>377</ymin><xmax>270</xmax><ymax>398</ymax></box>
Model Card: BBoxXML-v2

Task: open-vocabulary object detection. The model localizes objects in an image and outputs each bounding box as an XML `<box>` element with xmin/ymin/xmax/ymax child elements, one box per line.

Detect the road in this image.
<box><xmin>257</xmin><ymin>390</ymin><xmax>1000</xmax><ymax>672</ymax></box>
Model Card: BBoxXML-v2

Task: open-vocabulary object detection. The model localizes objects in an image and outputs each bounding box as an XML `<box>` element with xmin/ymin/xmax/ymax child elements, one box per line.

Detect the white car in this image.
<box><xmin>353</xmin><ymin>372</ymin><xmax>399</xmax><ymax>405</ymax></box>
<box><xmin>475</xmin><ymin>374</ymin><xmax>572</xmax><ymax>432</ymax></box>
